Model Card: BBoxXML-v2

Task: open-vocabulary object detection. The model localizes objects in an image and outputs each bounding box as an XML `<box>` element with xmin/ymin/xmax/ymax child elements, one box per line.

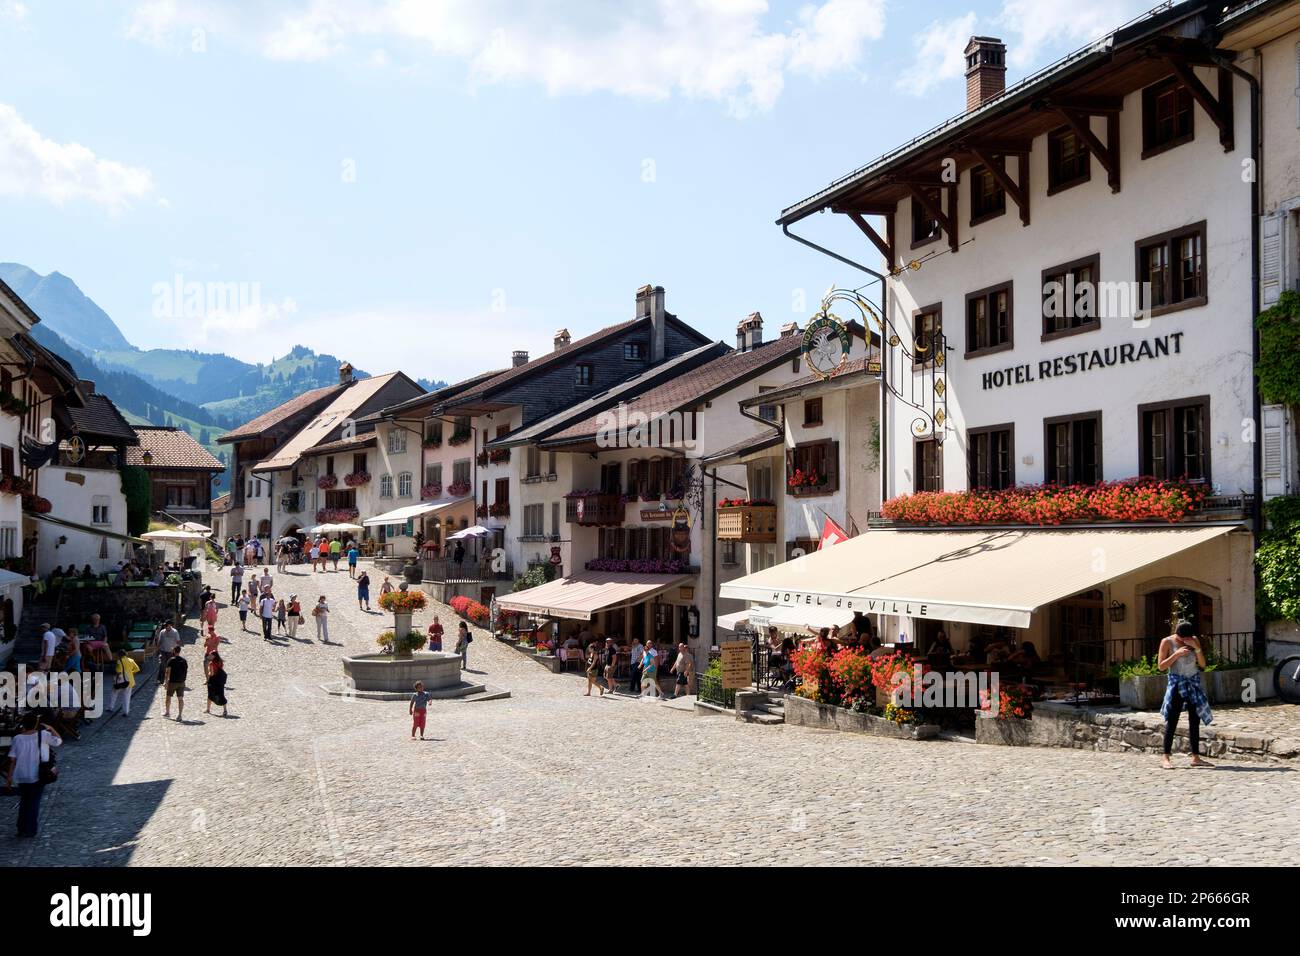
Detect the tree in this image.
<box><xmin>121</xmin><ymin>465</ymin><xmax>152</xmax><ymax>536</ymax></box>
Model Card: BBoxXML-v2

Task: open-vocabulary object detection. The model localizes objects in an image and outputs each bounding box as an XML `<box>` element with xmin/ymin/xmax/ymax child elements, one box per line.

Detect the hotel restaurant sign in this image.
<box><xmin>980</xmin><ymin>332</ymin><xmax>1185</xmax><ymax>391</ymax></box>
<box><xmin>744</xmin><ymin>589</ymin><xmax>1029</xmax><ymax>629</ymax></box>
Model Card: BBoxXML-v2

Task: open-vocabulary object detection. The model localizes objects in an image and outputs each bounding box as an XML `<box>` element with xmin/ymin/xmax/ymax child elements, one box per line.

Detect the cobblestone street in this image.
<box><xmin>3</xmin><ymin>561</ymin><xmax>1297</xmax><ymax>867</ymax></box>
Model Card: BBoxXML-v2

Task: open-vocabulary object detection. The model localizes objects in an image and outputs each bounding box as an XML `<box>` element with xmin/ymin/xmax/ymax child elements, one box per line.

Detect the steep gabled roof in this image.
<box><xmin>218</xmin><ymin>383</ymin><xmax>347</xmax><ymax>444</ymax></box>
<box><xmin>540</xmin><ymin>334</ymin><xmax>804</xmax><ymax>446</ymax></box>
<box><xmin>378</xmin><ymin>368</ymin><xmax>508</xmax><ymax>420</ymax></box>
<box><xmin>65</xmin><ymin>383</ymin><xmax>137</xmax><ymax>445</ymax></box>
<box><xmin>126</xmin><ymin>426</ymin><xmax>223</xmax><ymax>470</ymax></box>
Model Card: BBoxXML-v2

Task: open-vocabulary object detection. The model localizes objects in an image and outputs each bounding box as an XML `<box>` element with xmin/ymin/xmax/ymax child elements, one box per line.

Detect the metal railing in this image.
<box><xmin>696</xmin><ymin>672</ymin><xmax>735</xmax><ymax>709</ymax></box>
<box><xmin>1065</xmin><ymin>630</ymin><xmax>1263</xmax><ymax>694</ymax></box>
<box><xmin>421</xmin><ymin>557</ymin><xmax>513</xmax><ymax>584</ymax></box>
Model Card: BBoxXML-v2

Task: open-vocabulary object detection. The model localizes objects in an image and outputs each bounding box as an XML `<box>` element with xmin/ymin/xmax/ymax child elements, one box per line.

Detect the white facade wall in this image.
<box><xmin>36</xmin><ymin>467</ymin><xmax>130</xmax><ymax>574</ymax></box>
<box><xmin>885</xmin><ymin>67</ymin><xmax>1255</xmax><ymax>500</ymax></box>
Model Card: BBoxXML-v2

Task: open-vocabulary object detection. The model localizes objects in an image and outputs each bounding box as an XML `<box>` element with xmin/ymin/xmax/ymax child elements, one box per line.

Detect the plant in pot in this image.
<box><xmin>378</xmin><ymin>586</ymin><xmax>428</xmax><ymax>643</ymax></box>
<box><xmin>1113</xmin><ymin>655</ymin><xmax>1166</xmax><ymax>710</ymax></box>
<box><xmin>376</xmin><ymin>630</ymin><xmax>427</xmax><ymax>659</ymax></box>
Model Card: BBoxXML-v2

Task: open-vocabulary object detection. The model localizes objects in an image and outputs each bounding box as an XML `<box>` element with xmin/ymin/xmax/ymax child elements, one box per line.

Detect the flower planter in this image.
<box><xmin>392</xmin><ymin>611</ymin><xmax>413</xmax><ymax>637</ymax></box>
<box><xmin>783</xmin><ymin>693</ymin><xmax>939</xmax><ymax>740</ymax></box>
<box><xmin>1204</xmin><ymin>667</ymin><xmax>1275</xmax><ymax>704</ymax></box>
<box><xmin>1118</xmin><ymin>674</ymin><xmax>1167</xmax><ymax>710</ymax></box>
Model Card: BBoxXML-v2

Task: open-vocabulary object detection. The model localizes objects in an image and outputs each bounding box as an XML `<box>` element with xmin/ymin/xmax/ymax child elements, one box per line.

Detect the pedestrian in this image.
<box><xmin>259</xmin><ymin>592</ymin><xmax>276</xmax><ymax>640</ymax></box>
<box><xmin>202</xmin><ymin>594</ymin><xmax>219</xmax><ymax>632</ymax></box>
<box><xmin>329</xmin><ymin>537</ymin><xmax>342</xmax><ymax>571</ymax></box>
<box><xmin>357</xmin><ymin>570</ymin><xmax>371</xmax><ymax>611</ymax></box>
<box><xmin>453</xmin><ymin>542</ymin><xmax>465</xmax><ymax>566</ymax></box>
<box><xmin>275</xmin><ymin>597</ymin><xmax>288</xmax><ymax>632</ymax></box>
<box><xmin>627</xmin><ymin>636</ymin><xmax>643</xmax><ymax>694</ymax></box>
<box><xmin>313</xmin><ymin>596</ymin><xmax>330</xmax><ymax>643</ymax></box>
<box><xmin>64</xmin><ymin>628</ymin><xmax>81</xmax><ymax>674</ymax></box>
<box><xmin>669</xmin><ymin>642</ymin><xmax>695</xmax><ymax>699</ymax></box>
<box><xmin>259</xmin><ymin>567</ymin><xmax>273</xmax><ymax>596</ymax></box>
<box><xmin>6</xmin><ymin>712</ymin><xmax>60</xmax><ymax>838</ymax></box>
<box><xmin>309</xmin><ymin>540</ymin><xmax>320</xmax><ymax>573</ymax></box>
<box><xmin>156</xmin><ymin>619</ymin><xmax>181</xmax><ymax>679</ymax></box>
<box><xmin>163</xmin><ymin>646</ymin><xmax>188</xmax><ymax>721</ymax></box>
<box><xmin>584</xmin><ymin>642</ymin><xmax>604</xmax><ymax>697</ymax></box>
<box><xmin>602</xmin><ymin>637</ymin><xmax>620</xmax><ymax>695</ymax></box>
<box><xmin>409</xmin><ymin>681</ymin><xmax>430</xmax><ymax>740</ymax></box>
<box><xmin>38</xmin><ymin>622</ymin><xmax>57</xmax><ymax>671</ymax></box>
<box><xmin>379</xmin><ymin>576</ymin><xmax>395</xmax><ymax>598</ymax></box>
<box><xmin>1158</xmin><ymin>621</ymin><xmax>1214</xmax><ymax>769</ymax></box>
<box><xmin>205</xmin><ymin>653</ymin><xmax>228</xmax><ymax>717</ymax></box>
<box><xmin>237</xmin><ymin>592</ymin><xmax>250</xmax><ymax>631</ymax></box>
<box><xmin>234</xmin><ymin>535</ymin><xmax>244</xmax><ymax>565</ymax></box>
<box><xmin>640</xmin><ymin>640</ymin><xmax>660</xmax><ymax>698</ymax></box>
<box><xmin>110</xmin><ymin>648</ymin><xmax>140</xmax><ymax>716</ymax></box>
<box><xmin>225</xmin><ymin>536</ymin><xmax>236</xmax><ymax>565</ymax></box>
<box><xmin>427</xmin><ymin>615</ymin><xmax>444</xmax><ymax>651</ymax></box>
<box><xmin>454</xmin><ymin>621</ymin><xmax>471</xmax><ymax>670</ymax></box>
<box><xmin>230</xmin><ymin>562</ymin><xmax>244</xmax><ymax>603</ymax></box>
<box><xmin>287</xmin><ymin>594</ymin><xmax>302</xmax><ymax>639</ymax></box>
<box><xmin>203</xmin><ymin>628</ymin><xmax>221</xmax><ymax>675</ymax></box>
<box><xmin>84</xmin><ymin>613</ymin><xmax>108</xmax><ymax>644</ymax></box>
<box><xmin>347</xmin><ymin>542</ymin><xmax>359</xmax><ymax>578</ymax></box>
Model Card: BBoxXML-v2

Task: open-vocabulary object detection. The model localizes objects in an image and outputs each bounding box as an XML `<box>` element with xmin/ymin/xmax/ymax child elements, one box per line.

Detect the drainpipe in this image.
<box><xmin>1211</xmin><ymin>49</ymin><xmax>1263</xmax><ymax>652</ymax></box>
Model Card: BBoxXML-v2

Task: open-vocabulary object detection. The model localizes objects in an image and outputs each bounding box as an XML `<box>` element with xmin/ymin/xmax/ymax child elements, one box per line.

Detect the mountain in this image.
<box><xmin>0</xmin><ymin>263</ymin><xmax>444</xmax><ymax>426</ymax></box>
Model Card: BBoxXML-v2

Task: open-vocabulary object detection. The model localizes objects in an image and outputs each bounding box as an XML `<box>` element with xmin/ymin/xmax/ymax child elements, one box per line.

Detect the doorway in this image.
<box><xmin>1145</xmin><ymin>588</ymin><xmax>1213</xmax><ymax>638</ymax></box>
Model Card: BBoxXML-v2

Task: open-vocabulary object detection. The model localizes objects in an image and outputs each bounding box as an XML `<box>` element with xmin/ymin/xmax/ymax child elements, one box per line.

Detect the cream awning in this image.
<box><xmin>496</xmin><ymin>571</ymin><xmax>693</xmax><ymax>621</ymax></box>
<box><xmin>768</xmin><ymin>604</ymin><xmax>857</xmax><ymax>632</ymax></box>
<box><xmin>363</xmin><ymin>497</ymin><xmax>471</xmax><ymax>527</ymax></box>
<box><xmin>718</xmin><ymin>525</ymin><xmax>1237</xmax><ymax>628</ymax></box>
<box><xmin>717</xmin><ymin>606</ymin><xmax>773</xmax><ymax>631</ymax></box>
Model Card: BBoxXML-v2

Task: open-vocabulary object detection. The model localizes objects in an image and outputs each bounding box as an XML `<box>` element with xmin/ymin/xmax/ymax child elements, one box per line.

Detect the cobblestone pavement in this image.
<box><xmin>3</xmin><ymin>561</ymin><xmax>1297</xmax><ymax>866</ymax></box>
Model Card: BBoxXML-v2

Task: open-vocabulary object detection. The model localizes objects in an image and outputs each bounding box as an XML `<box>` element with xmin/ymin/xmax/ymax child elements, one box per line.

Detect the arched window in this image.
<box><xmin>398</xmin><ymin>472</ymin><xmax>413</xmax><ymax>497</ymax></box>
<box><xmin>380</xmin><ymin>474</ymin><xmax>394</xmax><ymax>498</ymax></box>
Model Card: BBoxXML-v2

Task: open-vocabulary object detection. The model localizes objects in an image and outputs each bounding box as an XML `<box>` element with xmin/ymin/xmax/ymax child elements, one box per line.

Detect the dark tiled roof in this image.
<box><xmin>126</xmin><ymin>426</ymin><xmax>223</xmax><ymax>470</ymax></box>
<box><xmin>219</xmin><ymin>383</ymin><xmax>346</xmax><ymax>443</ymax></box>
<box><xmin>303</xmin><ymin>433</ymin><xmax>377</xmax><ymax>456</ymax></box>
<box><xmin>211</xmin><ymin>493</ymin><xmax>231</xmax><ymax>514</ymax></box>
<box><xmin>380</xmin><ymin>368</ymin><xmax>508</xmax><ymax>418</ymax></box>
<box><xmin>67</xmin><ymin>388</ymin><xmax>138</xmax><ymax>444</ymax></box>
<box><xmin>542</xmin><ymin>335</ymin><xmax>803</xmax><ymax>444</ymax></box>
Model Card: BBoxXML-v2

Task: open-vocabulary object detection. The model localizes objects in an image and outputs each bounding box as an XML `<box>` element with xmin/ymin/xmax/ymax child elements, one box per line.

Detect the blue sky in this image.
<box><xmin>0</xmin><ymin>0</ymin><xmax>1153</xmax><ymax>381</ymax></box>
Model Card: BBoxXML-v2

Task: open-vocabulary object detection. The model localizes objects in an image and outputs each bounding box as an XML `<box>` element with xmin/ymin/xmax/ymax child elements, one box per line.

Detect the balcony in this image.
<box><xmin>570</xmin><ymin>491</ymin><xmax>624</xmax><ymax>526</ymax></box>
<box><xmin>716</xmin><ymin>502</ymin><xmax>777</xmax><ymax>543</ymax></box>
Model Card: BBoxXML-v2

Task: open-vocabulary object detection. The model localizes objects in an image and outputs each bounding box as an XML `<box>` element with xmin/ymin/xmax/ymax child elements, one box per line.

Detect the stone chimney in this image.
<box><xmin>779</xmin><ymin>321</ymin><xmax>800</xmax><ymax>338</ymax></box>
<box><xmin>964</xmin><ymin>36</ymin><xmax>1006</xmax><ymax>111</ymax></box>
<box><xmin>77</xmin><ymin>379</ymin><xmax>96</xmax><ymax>395</ymax></box>
<box><xmin>735</xmin><ymin>312</ymin><xmax>763</xmax><ymax>352</ymax></box>
<box><xmin>338</xmin><ymin>362</ymin><xmax>354</xmax><ymax>385</ymax></box>
<box><xmin>635</xmin><ymin>284</ymin><xmax>666</xmax><ymax>362</ymax></box>
<box><xmin>553</xmin><ymin>328</ymin><xmax>571</xmax><ymax>351</ymax></box>
<box><xmin>512</xmin><ymin>350</ymin><xmax>530</xmax><ymax>367</ymax></box>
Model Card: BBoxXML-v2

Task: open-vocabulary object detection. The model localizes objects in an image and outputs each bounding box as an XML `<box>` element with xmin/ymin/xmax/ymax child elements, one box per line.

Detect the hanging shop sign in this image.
<box><xmin>670</xmin><ymin>507</ymin><xmax>692</xmax><ymax>554</ymax></box>
<box><xmin>981</xmin><ymin>332</ymin><xmax>1185</xmax><ymax>391</ymax></box>
<box><xmin>801</xmin><ymin>313</ymin><xmax>853</xmax><ymax>380</ymax></box>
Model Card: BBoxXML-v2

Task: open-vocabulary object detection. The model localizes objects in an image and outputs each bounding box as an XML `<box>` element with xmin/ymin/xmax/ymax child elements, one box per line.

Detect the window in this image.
<box><xmin>551</xmin><ymin>501</ymin><xmax>560</xmax><ymax>536</ymax></box>
<box><xmin>325</xmin><ymin>456</ymin><xmax>335</xmax><ymax>476</ymax></box>
<box><xmin>912</xmin><ymin>304</ymin><xmax>942</xmax><ymax>368</ymax></box>
<box><xmin>600</xmin><ymin>462</ymin><xmax>621</xmax><ymax>494</ymax></box>
<box><xmin>379</xmin><ymin>474</ymin><xmax>394</xmax><ymax>498</ymax></box>
<box><xmin>526</xmin><ymin>446</ymin><xmax>541</xmax><ymax>478</ymax></box>
<box><xmin>968</xmin><ymin>425</ymin><xmax>1014</xmax><ymax>490</ymax></box>
<box><xmin>426</xmin><ymin>422</ymin><xmax>443</xmax><ymax>445</ymax></box>
<box><xmin>353</xmin><ymin>453</ymin><xmax>367</xmax><ymax>474</ymax></box>
<box><xmin>757</xmin><ymin>385</ymin><xmax>779</xmax><ymax>424</ymax></box>
<box><xmin>1045</xmin><ymin>412</ymin><xmax>1102</xmax><ymax>485</ymax></box>
<box><xmin>752</xmin><ymin>463</ymin><xmax>773</xmax><ymax>501</ymax></box>
<box><xmin>914</xmin><ymin>439</ymin><xmax>943</xmax><ymax>493</ymax></box>
<box><xmin>92</xmin><ymin>495</ymin><xmax>111</xmax><ymax>526</ymax></box>
<box><xmin>721</xmin><ymin>540</ymin><xmax>739</xmax><ymax>567</ymax></box>
<box><xmin>325</xmin><ymin>488</ymin><xmax>356</xmax><ymax>509</ymax></box>
<box><xmin>494</xmin><ymin>477</ymin><xmax>509</xmax><ymax>504</ymax></box>
<box><xmin>387</xmin><ymin>430</ymin><xmax>406</xmax><ymax>454</ymax></box>
<box><xmin>969</xmin><ymin>165</ymin><xmax>1005</xmax><ymax>223</ymax></box>
<box><xmin>522</xmin><ymin>503</ymin><xmax>545</xmax><ymax>538</ymax></box>
<box><xmin>911</xmin><ymin>190</ymin><xmax>941</xmax><ymax>245</ymax></box>
<box><xmin>0</xmin><ymin>523</ymin><xmax>16</xmax><ymax>559</ymax></box>
<box><xmin>547</xmin><ymin>451</ymin><xmax>557</xmax><ymax>477</ymax></box>
<box><xmin>1136</xmin><ymin>222</ymin><xmax>1206</xmax><ymax>315</ymax></box>
<box><xmin>803</xmin><ymin>398</ymin><xmax>823</xmax><ymax>428</ymax></box>
<box><xmin>787</xmin><ymin>440</ymin><xmax>839</xmax><ymax>496</ymax></box>
<box><xmin>623</xmin><ymin>342</ymin><xmax>646</xmax><ymax>361</ymax></box>
<box><xmin>452</xmin><ymin>459</ymin><xmax>470</xmax><ymax>487</ymax></box>
<box><xmin>0</xmin><ymin>444</ymin><xmax>13</xmax><ymax>479</ymax></box>
<box><xmin>1041</xmin><ymin>254</ymin><xmax>1101</xmax><ymax>339</ymax></box>
<box><xmin>1140</xmin><ymin>397</ymin><xmax>1210</xmax><ymax>482</ymax></box>
<box><xmin>1047</xmin><ymin>125</ymin><xmax>1089</xmax><ymax>193</ymax></box>
<box><xmin>1142</xmin><ymin>77</ymin><xmax>1194</xmax><ymax>156</ymax></box>
<box><xmin>575</xmin><ymin>364</ymin><xmax>593</xmax><ymax>387</ymax></box>
<box><xmin>398</xmin><ymin>472</ymin><xmax>413</xmax><ymax>497</ymax></box>
<box><xmin>426</xmin><ymin>463</ymin><xmax>442</xmax><ymax>486</ymax></box>
<box><xmin>166</xmin><ymin>485</ymin><xmax>196</xmax><ymax>508</ymax></box>
<box><xmin>965</xmin><ymin>283</ymin><xmax>1012</xmax><ymax>356</ymax></box>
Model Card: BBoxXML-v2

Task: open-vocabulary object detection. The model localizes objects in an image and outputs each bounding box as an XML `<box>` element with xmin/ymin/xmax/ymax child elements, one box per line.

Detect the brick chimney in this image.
<box><xmin>553</xmin><ymin>328</ymin><xmax>571</xmax><ymax>351</ymax></box>
<box><xmin>964</xmin><ymin>36</ymin><xmax>1006</xmax><ymax>111</ymax></box>
<box><xmin>735</xmin><ymin>312</ymin><xmax>763</xmax><ymax>352</ymax></box>
<box><xmin>635</xmin><ymin>284</ymin><xmax>666</xmax><ymax>362</ymax></box>
<box><xmin>338</xmin><ymin>362</ymin><xmax>353</xmax><ymax>384</ymax></box>
<box><xmin>512</xmin><ymin>350</ymin><xmax>530</xmax><ymax>367</ymax></box>
<box><xmin>779</xmin><ymin>321</ymin><xmax>800</xmax><ymax>338</ymax></box>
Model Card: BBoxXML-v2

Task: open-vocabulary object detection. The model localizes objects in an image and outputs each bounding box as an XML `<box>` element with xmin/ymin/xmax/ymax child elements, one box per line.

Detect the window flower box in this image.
<box><xmin>448</xmin><ymin>430</ymin><xmax>472</xmax><ymax>446</ymax></box>
<box><xmin>488</xmin><ymin>502</ymin><xmax>510</xmax><ymax>518</ymax></box>
<box><xmin>317</xmin><ymin>474</ymin><xmax>339</xmax><ymax>490</ymax></box>
<box><xmin>476</xmin><ymin>504</ymin><xmax>488</xmax><ymax>518</ymax></box>
<box><xmin>315</xmin><ymin>507</ymin><xmax>359</xmax><ymax>523</ymax></box>
<box><xmin>343</xmin><ymin>470</ymin><xmax>371</xmax><ymax>488</ymax></box>
<box><xmin>489</xmin><ymin>448</ymin><xmax>511</xmax><ymax>464</ymax></box>
<box><xmin>420</xmin><ymin>483</ymin><xmax>442</xmax><ymax>500</ymax></box>
<box><xmin>0</xmin><ymin>475</ymin><xmax>31</xmax><ymax>497</ymax></box>
<box><xmin>22</xmin><ymin>493</ymin><xmax>52</xmax><ymax>514</ymax></box>
<box><xmin>422</xmin><ymin>437</ymin><xmax>442</xmax><ymax>449</ymax></box>
<box><xmin>476</xmin><ymin>452</ymin><xmax>490</xmax><ymax>467</ymax></box>
<box><xmin>447</xmin><ymin>481</ymin><xmax>471</xmax><ymax>498</ymax></box>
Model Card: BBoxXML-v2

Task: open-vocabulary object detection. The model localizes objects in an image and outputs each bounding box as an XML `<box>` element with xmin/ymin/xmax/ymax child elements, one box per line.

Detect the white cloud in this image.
<box><xmin>1</xmin><ymin>2</ymin><xmax>28</xmax><ymax>24</ymax></box>
<box><xmin>123</xmin><ymin>0</ymin><xmax>887</xmax><ymax>116</ymax></box>
<box><xmin>999</xmin><ymin>0</ymin><xmax>1155</xmax><ymax>69</ymax></box>
<box><xmin>0</xmin><ymin>103</ymin><xmax>154</xmax><ymax>211</ymax></box>
<box><xmin>897</xmin><ymin>12</ymin><xmax>977</xmax><ymax>96</ymax></box>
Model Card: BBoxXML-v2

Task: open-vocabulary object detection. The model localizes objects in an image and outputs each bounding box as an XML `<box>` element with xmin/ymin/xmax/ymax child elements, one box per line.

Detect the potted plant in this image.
<box><xmin>1114</xmin><ymin>656</ymin><xmax>1167</xmax><ymax>710</ymax></box>
<box><xmin>376</xmin><ymin>630</ymin><xmax>427</xmax><ymax>659</ymax></box>
<box><xmin>379</xmin><ymin>586</ymin><xmax>427</xmax><ymax>638</ymax></box>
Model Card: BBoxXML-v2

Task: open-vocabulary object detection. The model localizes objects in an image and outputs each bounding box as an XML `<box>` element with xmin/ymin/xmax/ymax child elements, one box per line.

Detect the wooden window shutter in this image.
<box><xmin>1262</xmin><ymin>210</ymin><xmax>1285</xmax><ymax>308</ymax></box>
<box><xmin>824</xmin><ymin>440</ymin><xmax>840</xmax><ymax>492</ymax></box>
<box><xmin>785</xmin><ymin>448</ymin><xmax>795</xmax><ymax>487</ymax></box>
<box><xmin>1262</xmin><ymin>403</ymin><xmax>1293</xmax><ymax>500</ymax></box>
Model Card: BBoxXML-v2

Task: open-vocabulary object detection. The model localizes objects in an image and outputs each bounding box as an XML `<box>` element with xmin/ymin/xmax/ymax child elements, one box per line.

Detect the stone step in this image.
<box><xmin>739</xmin><ymin>711</ymin><xmax>785</xmax><ymax>726</ymax></box>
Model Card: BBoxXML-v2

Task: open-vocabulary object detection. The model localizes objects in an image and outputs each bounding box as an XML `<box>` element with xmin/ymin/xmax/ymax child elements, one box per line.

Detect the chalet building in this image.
<box><xmin>724</xmin><ymin>1</ymin><xmax>1269</xmax><ymax>682</ymax></box>
<box><xmin>126</xmin><ymin>426</ymin><xmax>224</xmax><ymax>526</ymax></box>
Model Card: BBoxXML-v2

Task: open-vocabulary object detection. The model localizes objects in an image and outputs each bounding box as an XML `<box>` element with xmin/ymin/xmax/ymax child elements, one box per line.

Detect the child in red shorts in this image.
<box><xmin>409</xmin><ymin>681</ymin><xmax>430</xmax><ymax>740</ymax></box>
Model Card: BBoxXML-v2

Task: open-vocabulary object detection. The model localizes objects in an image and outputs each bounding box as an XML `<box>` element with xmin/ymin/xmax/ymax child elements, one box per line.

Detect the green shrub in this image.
<box><xmin>1257</xmin><ymin>495</ymin><xmax>1300</xmax><ymax>622</ymax></box>
<box><xmin>1112</xmin><ymin>656</ymin><xmax>1161</xmax><ymax>679</ymax></box>
<box><xmin>1256</xmin><ymin>290</ymin><xmax>1300</xmax><ymax>407</ymax></box>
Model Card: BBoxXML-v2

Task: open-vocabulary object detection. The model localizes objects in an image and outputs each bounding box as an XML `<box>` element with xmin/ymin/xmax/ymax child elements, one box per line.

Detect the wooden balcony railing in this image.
<box><xmin>574</xmin><ymin>493</ymin><xmax>624</xmax><ymax>526</ymax></box>
<box><xmin>716</xmin><ymin>504</ymin><xmax>777</xmax><ymax>543</ymax></box>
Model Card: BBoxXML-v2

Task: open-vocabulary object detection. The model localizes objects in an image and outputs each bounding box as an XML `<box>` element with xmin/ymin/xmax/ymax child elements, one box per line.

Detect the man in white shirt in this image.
<box><xmin>39</xmin><ymin>625</ymin><xmax>58</xmax><ymax>670</ymax></box>
<box><xmin>156</xmin><ymin>622</ymin><xmax>181</xmax><ymax>680</ymax></box>
<box><xmin>260</xmin><ymin>594</ymin><xmax>276</xmax><ymax>640</ymax></box>
<box><xmin>259</xmin><ymin>568</ymin><xmax>274</xmax><ymax>595</ymax></box>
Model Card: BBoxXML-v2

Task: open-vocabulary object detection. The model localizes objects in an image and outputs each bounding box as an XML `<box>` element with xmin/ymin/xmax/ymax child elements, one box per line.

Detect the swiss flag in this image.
<box><xmin>818</xmin><ymin>516</ymin><xmax>850</xmax><ymax>550</ymax></box>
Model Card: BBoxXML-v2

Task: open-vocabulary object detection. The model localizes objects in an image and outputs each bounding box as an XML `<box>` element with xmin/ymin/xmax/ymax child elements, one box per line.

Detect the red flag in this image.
<box><xmin>819</xmin><ymin>516</ymin><xmax>849</xmax><ymax>550</ymax></box>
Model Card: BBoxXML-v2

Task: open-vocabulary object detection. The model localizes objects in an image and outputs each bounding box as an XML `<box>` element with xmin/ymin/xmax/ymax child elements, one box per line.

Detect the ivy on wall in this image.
<box><xmin>1256</xmin><ymin>290</ymin><xmax>1300</xmax><ymax>407</ymax></box>
<box><xmin>1256</xmin><ymin>495</ymin><xmax>1300</xmax><ymax>622</ymax></box>
<box><xmin>121</xmin><ymin>465</ymin><xmax>152</xmax><ymax>538</ymax></box>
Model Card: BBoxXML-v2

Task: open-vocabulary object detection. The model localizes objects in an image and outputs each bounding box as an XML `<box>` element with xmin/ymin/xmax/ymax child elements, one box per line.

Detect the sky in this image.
<box><xmin>0</xmin><ymin>0</ymin><xmax>1157</xmax><ymax>382</ymax></box>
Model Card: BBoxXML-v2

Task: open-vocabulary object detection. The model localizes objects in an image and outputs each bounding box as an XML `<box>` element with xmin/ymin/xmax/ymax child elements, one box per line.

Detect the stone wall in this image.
<box><xmin>56</xmin><ymin>585</ymin><xmax>184</xmax><ymax>639</ymax></box>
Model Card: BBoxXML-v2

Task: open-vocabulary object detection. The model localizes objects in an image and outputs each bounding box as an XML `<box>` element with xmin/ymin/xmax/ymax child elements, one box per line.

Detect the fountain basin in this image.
<box><xmin>342</xmin><ymin>650</ymin><xmax>463</xmax><ymax>693</ymax></box>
